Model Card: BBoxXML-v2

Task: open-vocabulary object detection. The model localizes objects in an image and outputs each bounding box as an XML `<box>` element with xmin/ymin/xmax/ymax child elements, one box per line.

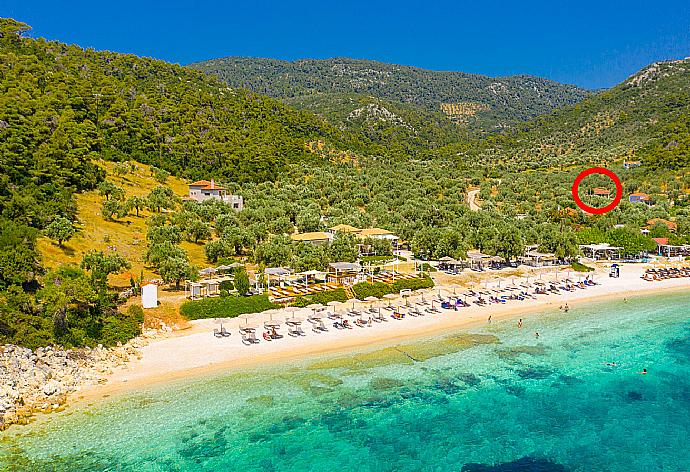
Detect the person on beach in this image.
<box><xmin>488</xmin><ymin>315</ymin><xmax>492</xmax><ymax>324</ymax></box>
<box><xmin>564</xmin><ymin>303</ymin><xmax>569</xmax><ymax>313</ymax></box>
<box><xmin>518</xmin><ymin>319</ymin><xmax>523</xmax><ymax>329</ymax></box>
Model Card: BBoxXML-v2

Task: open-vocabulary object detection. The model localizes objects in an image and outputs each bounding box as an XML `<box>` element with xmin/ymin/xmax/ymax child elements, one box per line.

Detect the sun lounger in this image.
<box><xmin>213</xmin><ymin>328</ymin><xmax>223</xmax><ymax>338</ymax></box>
<box><xmin>242</xmin><ymin>332</ymin><xmax>260</xmax><ymax>345</ymax></box>
<box><xmin>409</xmin><ymin>306</ymin><xmax>424</xmax><ymax>316</ymax></box>
<box><xmin>373</xmin><ymin>310</ymin><xmax>387</xmax><ymax>322</ymax></box>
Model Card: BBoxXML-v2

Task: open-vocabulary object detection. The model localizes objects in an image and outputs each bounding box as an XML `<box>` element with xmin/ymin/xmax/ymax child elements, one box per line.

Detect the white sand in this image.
<box><xmin>91</xmin><ymin>264</ymin><xmax>689</xmax><ymax>398</ymax></box>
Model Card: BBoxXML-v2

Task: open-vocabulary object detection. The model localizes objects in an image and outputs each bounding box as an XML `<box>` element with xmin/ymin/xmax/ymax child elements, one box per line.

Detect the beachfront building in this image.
<box><xmin>465</xmin><ymin>250</ymin><xmax>492</xmax><ymax>270</ymax></box>
<box><xmin>579</xmin><ymin>243</ymin><xmax>623</xmax><ymax>261</ymax></box>
<box><xmin>327</xmin><ymin>262</ymin><xmax>361</xmax><ymax>286</ymax></box>
<box><xmin>264</xmin><ymin>267</ymin><xmax>292</xmax><ymax>288</ymax></box>
<box><xmin>184</xmin><ymin>279</ymin><xmax>220</xmax><ymax>300</ymax></box>
<box><xmin>438</xmin><ymin>256</ymin><xmax>464</xmax><ymax>274</ymax></box>
<box><xmin>187</xmin><ymin>180</ymin><xmax>244</xmax><ymax>210</ymax></box>
<box><xmin>520</xmin><ymin>250</ymin><xmax>557</xmax><ymax>267</ymax></box>
<box><xmin>652</xmin><ymin>238</ymin><xmax>690</xmax><ymax>257</ymax></box>
<box><xmin>290</xmin><ymin>231</ymin><xmax>331</xmax><ymax>245</ymax></box>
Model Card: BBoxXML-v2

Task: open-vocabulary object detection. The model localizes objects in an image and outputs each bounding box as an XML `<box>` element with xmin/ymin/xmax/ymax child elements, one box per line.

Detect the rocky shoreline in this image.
<box><xmin>0</xmin><ymin>336</ymin><xmax>151</xmax><ymax>430</ymax></box>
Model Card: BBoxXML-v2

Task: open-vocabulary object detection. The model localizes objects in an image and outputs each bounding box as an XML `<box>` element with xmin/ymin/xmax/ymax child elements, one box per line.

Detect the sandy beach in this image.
<box><xmin>77</xmin><ymin>263</ymin><xmax>690</xmax><ymax>402</ymax></box>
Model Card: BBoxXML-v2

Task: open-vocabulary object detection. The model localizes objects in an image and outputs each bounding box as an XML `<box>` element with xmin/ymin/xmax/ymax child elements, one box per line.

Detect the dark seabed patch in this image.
<box><xmin>461</xmin><ymin>456</ymin><xmax>569</xmax><ymax>471</ymax></box>
<box><xmin>178</xmin><ymin>426</ymin><xmax>229</xmax><ymax>461</ymax></box>
<box><xmin>496</xmin><ymin>344</ymin><xmax>548</xmax><ymax>360</ymax></box>
<box><xmin>369</xmin><ymin>377</ymin><xmax>405</xmax><ymax>391</ymax></box>
<box><xmin>516</xmin><ymin>365</ymin><xmax>555</xmax><ymax>380</ymax></box>
<box><xmin>666</xmin><ymin>330</ymin><xmax>690</xmax><ymax>363</ymax></box>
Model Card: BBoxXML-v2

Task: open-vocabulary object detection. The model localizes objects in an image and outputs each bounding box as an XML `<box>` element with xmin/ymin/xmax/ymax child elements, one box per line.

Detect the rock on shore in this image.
<box><xmin>0</xmin><ymin>339</ymin><xmax>146</xmax><ymax>429</ymax></box>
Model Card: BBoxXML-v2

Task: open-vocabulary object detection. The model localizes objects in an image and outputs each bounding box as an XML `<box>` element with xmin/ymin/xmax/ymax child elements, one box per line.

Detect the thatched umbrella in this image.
<box><xmin>263</xmin><ymin>308</ymin><xmax>281</xmax><ymax>321</ymax></box>
<box><xmin>305</xmin><ymin>302</ymin><xmax>324</xmax><ymax>317</ymax></box>
<box><xmin>346</xmin><ymin>298</ymin><xmax>362</xmax><ymax>311</ymax></box>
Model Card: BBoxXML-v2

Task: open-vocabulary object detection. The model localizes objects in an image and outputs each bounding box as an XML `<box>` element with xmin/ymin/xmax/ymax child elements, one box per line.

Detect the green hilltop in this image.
<box><xmin>466</xmin><ymin>58</ymin><xmax>690</xmax><ymax>171</ymax></box>
<box><xmin>188</xmin><ymin>56</ymin><xmax>589</xmax><ymax>134</ymax></box>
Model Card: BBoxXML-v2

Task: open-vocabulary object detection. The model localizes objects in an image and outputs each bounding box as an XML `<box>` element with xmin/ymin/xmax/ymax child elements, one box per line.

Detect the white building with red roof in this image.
<box><xmin>187</xmin><ymin>179</ymin><xmax>243</xmax><ymax>210</ymax></box>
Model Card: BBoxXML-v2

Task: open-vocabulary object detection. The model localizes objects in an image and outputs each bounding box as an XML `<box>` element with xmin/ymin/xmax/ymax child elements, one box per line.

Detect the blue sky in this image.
<box><xmin>3</xmin><ymin>0</ymin><xmax>690</xmax><ymax>89</ymax></box>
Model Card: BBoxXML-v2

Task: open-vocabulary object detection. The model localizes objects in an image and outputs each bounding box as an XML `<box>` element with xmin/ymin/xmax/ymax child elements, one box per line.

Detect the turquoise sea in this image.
<box><xmin>1</xmin><ymin>292</ymin><xmax>690</xmax><ymax>471</ymax></box>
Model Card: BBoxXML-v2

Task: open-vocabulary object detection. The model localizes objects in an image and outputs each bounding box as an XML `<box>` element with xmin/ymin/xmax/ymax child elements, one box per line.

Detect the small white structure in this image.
<box><xmin>141</xmin><ymin>283</ymin><xmax>158</xmax><ymax>309</ymax></box>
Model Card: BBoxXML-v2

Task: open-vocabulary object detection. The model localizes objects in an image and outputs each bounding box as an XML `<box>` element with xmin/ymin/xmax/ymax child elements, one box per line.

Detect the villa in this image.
<box><xmin>591</xmin><ymin>187</ymin><xmax>611</xmax><ymax>197</ymax></box>
<box><xmin>187</xmin><ymin>180</ymin><xmax>244</xmax><ymax>210</ymax></box>
<box><xmin>646</xmin><ymin>218</ymin><xmax>677</xmax><ymax>232</ymax></box>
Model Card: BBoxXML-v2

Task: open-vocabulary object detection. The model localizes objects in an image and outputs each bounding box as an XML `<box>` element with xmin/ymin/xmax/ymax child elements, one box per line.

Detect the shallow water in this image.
<box><xmin>2</xmin><ymin>292</ymin><xmax>690</xmax><ymax>471</ymax></box>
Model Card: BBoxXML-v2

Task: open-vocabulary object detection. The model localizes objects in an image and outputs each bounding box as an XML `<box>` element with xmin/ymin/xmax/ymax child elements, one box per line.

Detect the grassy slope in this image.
<box><xmin>36</xmin><ymin>161</ymin><xmax>207</xmax><ymax>289</ymax></box>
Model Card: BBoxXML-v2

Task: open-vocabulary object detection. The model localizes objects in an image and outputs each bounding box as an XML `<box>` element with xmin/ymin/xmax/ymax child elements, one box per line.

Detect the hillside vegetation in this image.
<box><xmin>35</xmin><ymin>161</ymin><xmax>207</xmax><ymax>285</ymax></box>
<box><xmin>465</xmin><ymin>58</ymin><xmax>690</xmax><ymax>171</ymax></box>
<box><xmin>188</xmin><ymin>57</ymin><xmax>589</xmax><ymax>134</ymax></box>
<box><xmin>0</xmin><ymin>19</ymin><xmax>366</xmax><ymax>230</ymax></box>
<box><xmin>3</xmin><ymin>17</ymin><xmax>690</xmax><ymax>351</ymax></box>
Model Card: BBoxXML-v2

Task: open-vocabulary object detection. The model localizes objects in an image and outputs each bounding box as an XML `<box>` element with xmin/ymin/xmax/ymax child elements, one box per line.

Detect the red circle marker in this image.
<box><xmin>571</xmin><ymin>167</ymin><xmax>623</xmax><ymax>215</ymax></box>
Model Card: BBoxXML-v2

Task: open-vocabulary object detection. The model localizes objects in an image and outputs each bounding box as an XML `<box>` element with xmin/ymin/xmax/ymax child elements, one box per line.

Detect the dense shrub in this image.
<box><xmin>291</xmin><ymin>289</ymin><xmax>348</xmax><ymax>307</ymax></box>
<box><xmin>126</xmin><ymin>305</ymin><xmax>145</xmax><ymax>324</ymax></box>
<box><xmin>352</xmin><ymin>275</ymin><xmax>434</xmax><ymax>299</ymax></box>
<box><xmin>180</xmin><ymin>295</ymin><xmax>278</xmax><ymax>320</ymax></box>
<box><xmin>219</xmin><ymin>280</ymin><xmax>235</xmax><ymax>291</ymax></box>
<box><xmin>571</xmin><ymin>261</ymin><xmax>595</xmax><ymax>272</ymax></box>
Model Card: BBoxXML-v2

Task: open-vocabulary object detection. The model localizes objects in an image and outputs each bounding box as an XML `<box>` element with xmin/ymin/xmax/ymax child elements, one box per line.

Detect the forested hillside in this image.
<box><xmin>0</xmin><ymin>19</ymin><xmax>370</xmax><ymax>228</ymax></box>
<box><xmin>188</xmin><ymin>57</ymin><xmax>589</xmax><ymax>134</ymax></box>
<box><xmin>465</xmin><ymin>58</ymin><xmax>690</xmax><ymax>170</ymax></box>
<box><xmin>0</xmin><ymin>18</ymin><xmax>362</xmax><ymax>348</ymax></box>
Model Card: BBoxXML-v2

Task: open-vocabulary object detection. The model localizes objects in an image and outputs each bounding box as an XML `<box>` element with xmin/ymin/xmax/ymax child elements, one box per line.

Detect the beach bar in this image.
<box><xmin>580</xmin><ymin>243</ymin><xmax>623</xmax><ymax>261</ymax></box>
<box><xmin>520</xmin><ymin>250</ymin><xmax>557</xmax><ymax>267</ymax></box>
<box><xmin>465</xmin><ymin>250</ymin><xmax>491</xmax><ymax>271</ymax></box>
<box><xmin>327</xmin><ymin>262</ymin><xmax>361</xmax><ymax>286</ymax></box>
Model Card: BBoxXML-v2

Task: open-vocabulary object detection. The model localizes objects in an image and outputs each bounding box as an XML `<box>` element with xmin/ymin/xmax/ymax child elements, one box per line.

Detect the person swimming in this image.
<box><xmin>605</xmin><ymin>362</ymin><xmax>618</xmax><ymax>367</ymax></box>
<box><xmin>518</xmin><ymin>319</ymin><xmax>523</xmax><ymax>329</ymax></box>
<box><xmin>640</xmin><ymin>368</ymin><xmax>648</xmax><ymax>375</ymax></box>
<box><xmin>535</xmin><ymin>332</ymin><xmax>540</xmax><ymax>338</ymax></box>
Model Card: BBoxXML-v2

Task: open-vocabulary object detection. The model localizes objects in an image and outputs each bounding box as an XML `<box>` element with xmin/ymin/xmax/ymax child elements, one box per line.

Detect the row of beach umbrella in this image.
<box><xmin>223</xmin><ymin>271</ymin><xmax>596</xmax><ymax>330</ymax></box>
